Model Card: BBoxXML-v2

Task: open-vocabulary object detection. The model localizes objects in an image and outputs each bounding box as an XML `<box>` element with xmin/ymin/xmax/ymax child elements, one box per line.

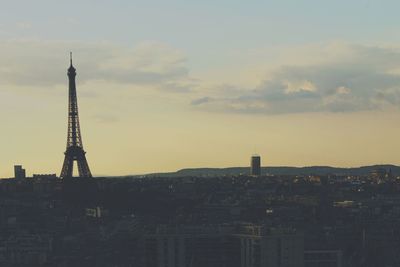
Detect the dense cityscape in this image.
<box><xmin>3</xmin><ymin>3</ymin><xmax>400</xmax><ymax>266</ymax></box>
<box><xmin>2</xmin><ymin>52</ymin><xmax>400</xmax><ymax>267</ymax></box>
<box><xmin>1</xmin><ymin>161</ymin><xmax>400</xmax><ymax>266</ymax></box>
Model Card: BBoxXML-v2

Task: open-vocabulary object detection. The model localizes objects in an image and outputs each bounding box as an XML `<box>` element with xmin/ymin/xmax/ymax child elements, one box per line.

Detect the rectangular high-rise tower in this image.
<box><xmin>250</xmin><ymin>155</ymin><xmax>261</xmax><ymax>176</ymax></box>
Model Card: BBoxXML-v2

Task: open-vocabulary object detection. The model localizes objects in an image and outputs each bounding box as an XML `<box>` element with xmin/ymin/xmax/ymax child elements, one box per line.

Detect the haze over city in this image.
<box><xmin>2</xmin><ymin>0</ymin><xmax>400</xmax><ymax>177</ymax></box>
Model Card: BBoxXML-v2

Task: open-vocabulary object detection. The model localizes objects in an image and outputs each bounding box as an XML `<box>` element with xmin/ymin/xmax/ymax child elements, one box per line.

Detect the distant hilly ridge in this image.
<box><xmin>142</xmin><ymin>164</ymin><xmax>400</xmax><ymax>177</ymax></box>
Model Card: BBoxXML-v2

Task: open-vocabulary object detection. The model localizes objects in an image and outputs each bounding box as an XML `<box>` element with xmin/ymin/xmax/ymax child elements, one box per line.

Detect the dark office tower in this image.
<box><xmin>250</xmin><ymin>155</ymin><xmax>261</xmax><ymax>176</ymax></box>
<box><xmin>60</xmin><ymin>53</ymin><xmax>92</xmax><ymax>179</ymax></box>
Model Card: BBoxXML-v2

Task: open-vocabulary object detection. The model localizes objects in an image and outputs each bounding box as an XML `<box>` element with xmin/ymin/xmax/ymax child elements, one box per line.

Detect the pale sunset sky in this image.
<box><xmin>1</xmin><ymin>0</ymin><xmax>400</xmax><ymax>177</ymax></box>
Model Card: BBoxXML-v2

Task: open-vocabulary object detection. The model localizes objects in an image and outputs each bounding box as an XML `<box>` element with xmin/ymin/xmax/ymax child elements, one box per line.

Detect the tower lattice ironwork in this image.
<box><xmin>60</xmin><ymin>53</ymin><xmax>92</xmax><ymax>178</ymax></box>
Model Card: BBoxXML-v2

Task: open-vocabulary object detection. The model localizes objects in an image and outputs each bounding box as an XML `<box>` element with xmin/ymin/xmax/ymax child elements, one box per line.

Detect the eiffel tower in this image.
<box><xmin>60</xmin><ymin>53</ymin><xmax>92</xmax><ymax>178</ymax></box>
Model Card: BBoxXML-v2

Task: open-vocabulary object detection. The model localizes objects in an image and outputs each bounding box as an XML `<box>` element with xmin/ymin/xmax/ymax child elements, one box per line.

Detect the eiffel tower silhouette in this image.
<box><xmin>60</xmin><ymin>53</ymin><xmax>92</xmax><ymax>178</ymax></box>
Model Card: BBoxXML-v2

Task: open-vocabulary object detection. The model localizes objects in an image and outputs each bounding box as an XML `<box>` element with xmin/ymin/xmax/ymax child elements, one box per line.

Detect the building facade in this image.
<box><xmin>251</xmin><ymin>155</ymin><xmax>261</xmax><ymax>176</ymax></box>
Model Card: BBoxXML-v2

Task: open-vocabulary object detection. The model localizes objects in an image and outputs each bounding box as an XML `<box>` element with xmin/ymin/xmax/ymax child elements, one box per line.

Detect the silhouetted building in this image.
<box><xmin>250</xmin><ymin>155</ymin><xmax>261</xmax><ymax>176</ymax></box>
<box><xmin>304</xmin><ymin>250</ymin><xmax>343</xmax><ymax>267</ymax></box>
<box><xmin>32</xmin><ymin>174</ymin><xmax>57</xmax><ymax>180</ymax></box>
<box><xmin>144</xmin><ymin>225</ymin><xmax>240</xmax><ymax>267</ymax></box>
<box><xmin>4</xmin><ymin>234</ymin><xmax>52</xmax><ymax>266</ymax></box>
<box><xmin>236</xmin><ymin>225</ymin><xmax>304</xmax><ymax>267</ymax></box>
<box><xmin>14</xmin><ymin>165</ymin><xmax>26</xmax><ymax>179</ymax></box>
<box><xmin>143</xmin><ymin>224</ymin><xmax>303</xmax><ymax>267</ymax></box>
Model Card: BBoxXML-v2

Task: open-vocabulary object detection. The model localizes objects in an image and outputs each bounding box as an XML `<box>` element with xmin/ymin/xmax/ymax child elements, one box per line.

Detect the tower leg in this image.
<box><xmin>60</xmin><ymin>147</ymin><xmax>92</xmax><ymax>178</ymax></box>
<box><xmin>60</xmin><ymin>154</ymin><xmax>74</xmax><ymax>178</ymax></box>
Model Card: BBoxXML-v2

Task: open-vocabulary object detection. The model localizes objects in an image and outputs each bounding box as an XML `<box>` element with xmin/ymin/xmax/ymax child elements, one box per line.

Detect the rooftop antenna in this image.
<box><xmin>253</xmin><ymin>145</ymin><xmax>259</xmax><ymax>157</ymax></box>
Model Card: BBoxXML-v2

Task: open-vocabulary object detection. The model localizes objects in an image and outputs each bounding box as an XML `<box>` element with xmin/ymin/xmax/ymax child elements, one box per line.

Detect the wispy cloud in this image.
<box><xmin>0</xmin><ymin>40</ymin><xmax>191</xmax><ymax>91</ymax></box>
<box><xmin>192</xmin><ymin>44</ymin><xmax>400</xmax><ymax>114</ymax></box>
<box><xmin>92</xmin><ymin>114</ymin><xmax>119</xmax><ymax>124</ymax></box>
<box><xmin>191</xmin><ymin>96</ymin><xmax>211</xmax><ymax>105</ymax></box>
<box><xmin>2</xmin><ymin>41</ymin><xmax>400</xmax><ymax>115</ymax></box>
<box><xmin>16</xmin><ymin>22</ymin><xmax>32</xmax><ymax>30</ymax></box>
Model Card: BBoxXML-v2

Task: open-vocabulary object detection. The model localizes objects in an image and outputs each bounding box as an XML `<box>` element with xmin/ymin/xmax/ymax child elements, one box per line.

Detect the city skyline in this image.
<box><xmin>2</xmin><ymin>1</ymin><xmax>400</xmax><ymax>177</ymax></box>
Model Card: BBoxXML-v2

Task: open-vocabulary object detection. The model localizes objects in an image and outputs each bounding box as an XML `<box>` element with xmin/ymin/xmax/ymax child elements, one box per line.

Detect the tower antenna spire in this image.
<box><xmin>70</xmin><ymin>52</ymin><xmax>73</xmax><ymax>66</ymax></box>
